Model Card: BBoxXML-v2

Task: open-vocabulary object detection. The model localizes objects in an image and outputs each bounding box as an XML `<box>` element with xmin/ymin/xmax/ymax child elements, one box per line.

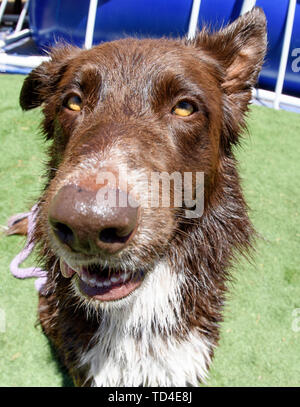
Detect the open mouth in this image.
<box><xmin>60</xmin><ymin>259</ymin><xmax>145</xmax><ymax>302</ymax></box>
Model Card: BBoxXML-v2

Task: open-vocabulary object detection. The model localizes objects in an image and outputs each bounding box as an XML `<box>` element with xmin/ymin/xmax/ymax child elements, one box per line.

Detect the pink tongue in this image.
<box><xmin>78</xmin><ymin>277</ymin><xmax>143</xmax><ymax>302</ymax></box>
<box><xmin>60</xmin><ymin>259</ymin><xmax>76</xmax><ymax>278</ymax></box>
<box><xmin>59</xmin><ymin>259</ymin><xmax>144</xmax><ymax>301</ymax></box>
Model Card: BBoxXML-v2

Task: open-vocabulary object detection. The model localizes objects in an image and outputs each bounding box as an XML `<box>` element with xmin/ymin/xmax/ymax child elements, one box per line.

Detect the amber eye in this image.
<box><xmin>172</xmin><ymin>101</ymin><xmax>195</xmax><ymax>117</ymax></box>
<box><xmin>65</xmin><ymin>95</ymin><xmax>82</xmax><ymax>112</ymax></box>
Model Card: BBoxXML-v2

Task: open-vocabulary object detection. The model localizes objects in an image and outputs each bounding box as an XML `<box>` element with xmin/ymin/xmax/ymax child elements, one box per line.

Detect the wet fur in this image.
<box><xmin>15</xmin><ymin>9</ymin><xmax>266</xmax><ymax>386</ymax></box>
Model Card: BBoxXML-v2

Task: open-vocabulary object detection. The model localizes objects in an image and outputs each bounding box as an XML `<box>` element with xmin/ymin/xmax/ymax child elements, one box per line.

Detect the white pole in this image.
<box><xmin>187</xmin><ymin>0</ymin><xmax>201</xmax><ymax>40</ymax></box>
<box><xmin>0</xmin><ymin>0</ymin><xmax>9</xmax><ymax>24</ymax></box>
<box><xmin>0</xmin><ymin>28</ymin><xmax>31</xmax><ymax>48</ymax></box>
<box><xmin>254</xmin><ymin>88</ymin><xmax>300</xmax><ymax>109</ymax></box>
<box><xmin>14</xmin><ymin>0</ymin><xmax>29</xmax><ymax>33</ymax></box>
<box><xmin>273</xmin><ymin>0</ymin><xmax>297</xmax><ymax>110</ymax></box>
<box><xmin>85</xmin><ymin>0</ymin><xmax>98</xmax><ymax>49</ymax></box>
<box><xmin>0</xmin><ymin>53</ymin><xmax>49</xmax><ymax>68</ymax></box>
<box><xmin>240</xmin><ymin>0</ymin><xmax>256</xmax><ymax>15</ymax></box>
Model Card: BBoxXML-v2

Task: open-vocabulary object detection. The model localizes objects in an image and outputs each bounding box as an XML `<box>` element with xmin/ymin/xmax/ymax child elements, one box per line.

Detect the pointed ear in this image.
<box><xmin>195</xmin><ymin>7</ymin><xmax>267</xmax><ymax>148</ymax></box>
<box><xmin>215</xmin><ymin>8</ymin><xmax>266</xmax><ymax>93</ymax></box>
<box><xmin>198</xmin><ymin>7</ymin><xmax>267</xmax><ymax>95</ymax></box>
<box><xmin>196</xmin><ymin>7</ymin><xmax>267</xmax><ymax>96</ymax></box>
<box><xmin>20</xmin><ymin>45</ymin><xmax>81</xmax><ymax>110</ymax></box>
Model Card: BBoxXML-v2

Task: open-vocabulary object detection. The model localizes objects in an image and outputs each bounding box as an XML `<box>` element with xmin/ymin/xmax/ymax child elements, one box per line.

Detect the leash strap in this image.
<box><xmin>8</xmin><ymin>204</ymin><xmax>48</xmax><ymax>294</ymax></box>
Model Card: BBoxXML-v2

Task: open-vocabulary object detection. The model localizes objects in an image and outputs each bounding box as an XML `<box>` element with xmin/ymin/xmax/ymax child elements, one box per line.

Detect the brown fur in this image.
<box><xmin>13</xmin><ymin>8</ymin><xmax>266</xmax><ymax>386</ymax></box>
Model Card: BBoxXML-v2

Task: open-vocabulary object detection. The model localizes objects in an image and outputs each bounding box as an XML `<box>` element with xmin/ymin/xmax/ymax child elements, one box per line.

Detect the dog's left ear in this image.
<box><xmin>209</xmin><ymin>8</ymin><xmax>266</xmax><ymax>92</ymax></box>
<box><xmin>194</xmin><ymin>7</ymin><xmax>267</xmax><ymax>143</ymax></box>
<box><xmin>197</xmin><ymin>7</ymin><xmax>267</xmax><ymax>97</ymax></box>
<box><xmin>20</xmin><ymin>45</ymin><xmax>81</xmax><ymax>110</ymax></box>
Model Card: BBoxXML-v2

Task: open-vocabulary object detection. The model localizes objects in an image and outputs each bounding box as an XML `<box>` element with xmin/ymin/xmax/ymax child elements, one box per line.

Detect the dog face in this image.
<box><xmin>20</xmin><ymin>9</ymin><xmax>266</xmax><ymax>310</ymax></box>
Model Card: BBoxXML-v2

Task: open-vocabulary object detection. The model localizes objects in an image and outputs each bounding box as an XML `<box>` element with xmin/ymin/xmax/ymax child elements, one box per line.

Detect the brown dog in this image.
<box><xmin>10</xmin><ymin>8</ymin><xmax>266</xmax><ymax>386</ymax></box>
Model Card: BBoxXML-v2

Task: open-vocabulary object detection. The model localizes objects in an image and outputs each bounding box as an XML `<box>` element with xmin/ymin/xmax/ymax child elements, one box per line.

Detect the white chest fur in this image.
<box><xmin>79</xmin><ymin>261</ymin><xmax>212</xmax><ymax>386</ymax></box>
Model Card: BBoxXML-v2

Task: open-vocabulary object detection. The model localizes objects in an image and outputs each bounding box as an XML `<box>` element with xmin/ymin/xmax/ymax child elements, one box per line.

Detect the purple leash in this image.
<box><xmin>8</xmin><ymin>204</ymin><xmax>48</xmax><ymax>294</ymax></box>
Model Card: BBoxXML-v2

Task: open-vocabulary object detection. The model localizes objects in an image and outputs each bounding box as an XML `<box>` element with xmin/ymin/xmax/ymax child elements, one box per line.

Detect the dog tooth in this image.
<box><xmin>90</xmin><ymin>278</ymin><xmax>98</xmax><ymax>287</ymax></box>
<box><xmin>103</xmin><ymin>280</ymin><xmax>112</xmax><ymax>287</ymax></box>
<box><xmin>81</xmin><ymin>273</ymin><xmax>91</xmax><ymax>285</ymax></box>
<box><xmin>81</xmin><ymin>274</ymin><xmax>88</xmax><ymax>284</ymax></box>
<box><xmin>110</xmin><ymin>276</ymin><xmax>120</xmax><ymax>283</ymax></box>
<box><xmin>121</xmin><ymin>272</ymin><xmax>129</xmax><ymax>282</ymax></box>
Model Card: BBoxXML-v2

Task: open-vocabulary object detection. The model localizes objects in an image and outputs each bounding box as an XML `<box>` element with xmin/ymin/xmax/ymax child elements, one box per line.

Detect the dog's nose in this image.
<box><xmin>48</xmin><ymin>184</ymin><xmax>139</xmax><ymax>255</ymax></box>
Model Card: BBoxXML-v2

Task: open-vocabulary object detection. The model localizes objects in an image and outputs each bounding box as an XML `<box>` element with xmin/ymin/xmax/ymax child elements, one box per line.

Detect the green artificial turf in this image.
<box><xmin>0</xmin><ymin>74</ymin><xmax>299</xmax><ymax>387</ymax></box>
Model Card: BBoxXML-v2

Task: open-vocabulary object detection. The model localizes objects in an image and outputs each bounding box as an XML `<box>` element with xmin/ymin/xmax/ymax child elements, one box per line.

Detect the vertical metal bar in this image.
<box><xmin>187</xmin><ymin>0</ymin><xmax>201</xmax><ymax>40</ymax></box>
<box><xmin>85</xmin><ymin>0</ymin><xmax>98</xmax><ymax>49</ymax></box>
<box><xmin>14</xmin><ymin>0</ymin><xmax>29</xmax><ymax>33</ymax></box>
<box><xmin>240</xmin><ymin>0</ymin><xmax>256</xmax><ymax>15</ymax></box>
<box><xmin>0</xmin><ymin>0</ymin><xmax>9</xmax><ymax>25</ymax></box>
<box><xmin>273</xmin><ymin>0</ymin><xmax>296</xmax><ymax>110</ymax></box>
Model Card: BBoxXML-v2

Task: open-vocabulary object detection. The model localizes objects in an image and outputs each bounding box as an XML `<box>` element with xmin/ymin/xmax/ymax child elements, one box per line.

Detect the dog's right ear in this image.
<box><xmin>20</xmin><ymin>46</ymin><xmax>81</xmax><ymax>110</ymax></box>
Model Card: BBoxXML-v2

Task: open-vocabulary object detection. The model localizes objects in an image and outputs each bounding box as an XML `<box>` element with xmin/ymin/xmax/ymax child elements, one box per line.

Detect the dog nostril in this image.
<box><xmin>99</xmin><ymin>227</ymin><xmax>132</xmax><ymax>244</ymax></box>
<box><xmin>52</xmin><ymin>222</ymin><xmax>75</xmax><ymax>246</ymax></box>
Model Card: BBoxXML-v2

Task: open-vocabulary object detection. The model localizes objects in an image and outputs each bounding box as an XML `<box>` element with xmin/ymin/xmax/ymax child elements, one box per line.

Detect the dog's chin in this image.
<box><xmin>60</xmin><ymin>258</ymin><xmax>147</xmax><ymax>306</ymax></box>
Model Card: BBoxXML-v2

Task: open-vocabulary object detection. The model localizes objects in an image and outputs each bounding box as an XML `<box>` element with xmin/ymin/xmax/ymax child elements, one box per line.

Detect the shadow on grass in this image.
<box><xmin>46</xmin><ymin>338</ymin><xmax>74</xmax><ymax>387</ymax></box>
